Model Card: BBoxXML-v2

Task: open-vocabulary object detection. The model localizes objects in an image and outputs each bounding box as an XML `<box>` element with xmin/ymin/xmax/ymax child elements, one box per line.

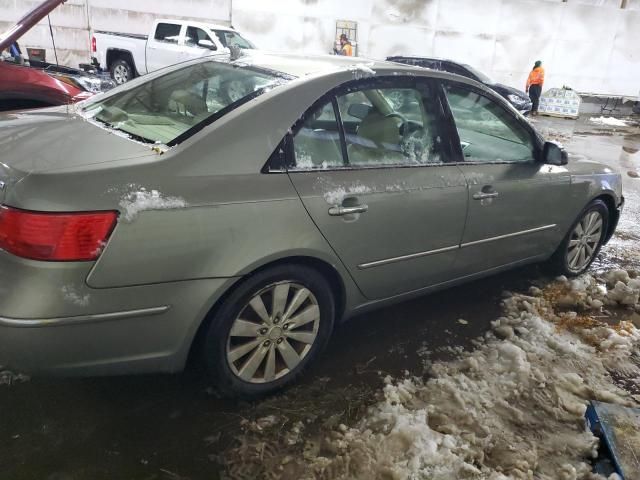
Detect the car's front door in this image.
<box><xmin>285</xmin><ymin>78</ymin><xmax>468</xmax><ymax>300</ymax></box>
<box><xmin>182</xmin><ymin>25</ymin><xmax>217</xmax><ymax>61</ymax></box>
<box><xmin>146</xmin><ymin>22</ymin><xmax>185</xmax><ymax>72</ymax></box>
<box><xmin>441</xmin><ymin>82</ymin><xmax>573</xmax><ymax>274</ymax></box>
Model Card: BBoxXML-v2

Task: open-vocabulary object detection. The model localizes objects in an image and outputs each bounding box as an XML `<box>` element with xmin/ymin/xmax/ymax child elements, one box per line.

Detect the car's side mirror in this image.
<box><xmin>198</xmin><ymin>39</ymin><xmax>216</xmax><ymax>50</ymax></box>
<box><xmin>542</xmin><ymin>141</ymin><xmax>568</xmax><ymax>165</ymax></box>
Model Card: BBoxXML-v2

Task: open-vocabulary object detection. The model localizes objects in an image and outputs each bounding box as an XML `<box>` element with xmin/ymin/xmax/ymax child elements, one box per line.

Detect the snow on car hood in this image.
<box><xmin>0</xmin><ymin>106</ymin><xmax>154</xmax><ymax>177</ymax></box>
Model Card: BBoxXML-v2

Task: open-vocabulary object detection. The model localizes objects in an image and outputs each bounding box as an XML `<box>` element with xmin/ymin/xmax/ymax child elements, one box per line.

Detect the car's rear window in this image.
<box><xmin>81</xmin><ymin>60</ymin><xmax>288</xmax><ymax>145</ymax></box>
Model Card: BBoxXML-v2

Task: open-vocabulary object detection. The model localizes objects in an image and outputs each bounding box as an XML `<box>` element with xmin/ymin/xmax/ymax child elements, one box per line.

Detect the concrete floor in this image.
<box><xmin>0</xmin><ymin>115</ymin><xmax>639</xmax><ymax>480</ymax></box>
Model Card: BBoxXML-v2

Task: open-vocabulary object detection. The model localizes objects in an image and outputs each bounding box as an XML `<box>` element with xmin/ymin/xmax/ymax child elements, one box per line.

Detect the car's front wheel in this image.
<box><xmin>203</xmin><ymin>265</ymin><xmax>335</xmax><ymax>398</ymax></box>
<box><xmin>550</xmin><ymin>199</ymin><xmax>609</xmax><ymax>276</ymax></box>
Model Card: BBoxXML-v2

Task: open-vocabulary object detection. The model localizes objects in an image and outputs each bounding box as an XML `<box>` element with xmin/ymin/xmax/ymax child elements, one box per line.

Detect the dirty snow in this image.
<box><xmin>119</xmin><ymin>187</ymin><xmax>187</xmax><ymax>222</ymax></box>
<box><xmin>0</xmin><ymin>368</ymin><xmax>29</xmax><ymax>386</ymax></box>
<box><xmin>589</xmin><ymin>117</ymin><xmax>628</xmax><ymax>127</ymax></box>
<box><xmin>323</xmin><ymin>183</ymin><xmax>372</xmax><ymax>205</ymax></box>
<box><xmin>61</xmin><ymin>285</ymin><xmax>91</xmax><ymax>307</ymax></box>
<box><xmin>224</xmin><ymin>270</ymin><xmax>640</xmax><ymax>479</ymax></box>
<box><xmin>349</xmin><ymin>63</ymin><xmax>376</xmax><ymax>79</ymax></box>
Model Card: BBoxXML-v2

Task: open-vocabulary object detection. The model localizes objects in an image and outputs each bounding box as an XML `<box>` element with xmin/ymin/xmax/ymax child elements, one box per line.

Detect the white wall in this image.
<box><xmin>2</xmin><ymin>0</ymin><xmax>639</xmax><ymax>96</ymax></box>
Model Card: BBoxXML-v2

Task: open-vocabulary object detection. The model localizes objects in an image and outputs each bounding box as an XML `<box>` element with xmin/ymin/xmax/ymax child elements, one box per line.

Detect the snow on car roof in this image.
<box><xmin>231</xmin><ymin>51</ymin><xmax>422</xmax><ymax>78</ymax></box>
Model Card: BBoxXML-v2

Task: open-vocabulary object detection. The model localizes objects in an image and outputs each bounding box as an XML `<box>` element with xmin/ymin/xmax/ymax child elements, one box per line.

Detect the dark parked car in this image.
<box><xmin>387</xmin><ymin>56</ymin><xmax>532</xmax><ymax>114</ymax></box>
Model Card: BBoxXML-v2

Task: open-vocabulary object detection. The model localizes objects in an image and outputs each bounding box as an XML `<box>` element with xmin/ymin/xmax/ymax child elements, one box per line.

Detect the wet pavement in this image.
<box><xmin>1</xmin><ymin>115</ymin><xmax>639</xmax><ymax>480</ymax></box>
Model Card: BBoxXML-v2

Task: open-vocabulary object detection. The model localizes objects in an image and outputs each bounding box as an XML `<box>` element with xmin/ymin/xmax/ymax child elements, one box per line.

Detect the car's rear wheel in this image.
<box><xmin>110</xmin><ymin>59</ymin><xmax>133</xmax><ymax>85</ymax></box>
<box><xmin>549</xmin><ymin>199</ymin><xmax>609</xmax><ymax>276</ymax></box>
<box><xmin>203</xmin><ymin>265</ymin><xmax>335</xmax><ymax>398</ymax></box>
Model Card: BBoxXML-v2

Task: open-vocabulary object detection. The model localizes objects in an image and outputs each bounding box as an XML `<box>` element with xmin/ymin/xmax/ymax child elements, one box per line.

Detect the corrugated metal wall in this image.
<box><xmin>1</xmin><ymin>0</ymin><xmax>639</xmax><ymax>96</ymax></box>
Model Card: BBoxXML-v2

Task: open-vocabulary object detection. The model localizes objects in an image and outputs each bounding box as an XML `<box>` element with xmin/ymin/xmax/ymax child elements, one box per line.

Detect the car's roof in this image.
<box><xmin>387</xmin><ymin>55</ymin><xmax>459</xmax><ymax>65</ymax></box>
<box><xmin>233</xmin><ymin>51</ymin><xmax>425</xmax><ymax>78</ymax></box>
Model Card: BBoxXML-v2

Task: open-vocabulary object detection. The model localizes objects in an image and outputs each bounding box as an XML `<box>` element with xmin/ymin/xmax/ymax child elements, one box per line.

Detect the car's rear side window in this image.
<box><xmin>154</xmin><ymin>23</ymin><xmax>181</xmax><ymax>44</ymax></box>
<box><xmin>82</xmin><ymin>61</ymin><xmax>289</xmax><ymax>145</ymax></box>
<box><xmin>289</xmin><ymin>80</ymin><xmax>446</xmax><ymax>171</ymax></box>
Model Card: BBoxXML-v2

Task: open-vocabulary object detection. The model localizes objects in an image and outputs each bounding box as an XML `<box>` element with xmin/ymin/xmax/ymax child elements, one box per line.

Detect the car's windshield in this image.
<box><xmin>81</xmin><ymin>60</ymin><xmax>285</xmax><ymax>145</ymax></box>
<box><xmin>462</xmin><ymin>64</ymin><xmax>494</xmax><ymax>84</ymax></box>
<box><xmin>213</xmin><ymin>30</ymin><xmax>255</xmax><ymax>49</ymax></box>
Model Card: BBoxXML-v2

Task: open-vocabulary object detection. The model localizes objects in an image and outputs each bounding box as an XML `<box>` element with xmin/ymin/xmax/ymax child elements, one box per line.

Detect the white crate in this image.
<box><xmin>539</xmin><ymin>88</ymin><xmax>581</xmax><ymax>118</ymax></box>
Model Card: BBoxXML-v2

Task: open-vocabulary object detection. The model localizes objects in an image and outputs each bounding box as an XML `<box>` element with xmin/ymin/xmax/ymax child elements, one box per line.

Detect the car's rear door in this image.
<box><xmin>284</xmin><ymin>77</ymin><xmax>468</xmax><ymax>300</ymax></box>
<box><xmin>440</xmin><ymin>81</ymin><xmax>573</xmax><ymax>274</ymax></box>
<box><xmin>146</xmin><ymin>22</ymin><xmax>185</xmax><ymax>72</ymax></box>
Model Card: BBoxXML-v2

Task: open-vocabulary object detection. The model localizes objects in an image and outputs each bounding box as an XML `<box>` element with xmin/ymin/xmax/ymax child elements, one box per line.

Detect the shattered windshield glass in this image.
<box><xmin>81</xmin><ymin>60</ymin><xmax>287</xmax><ymax>145</ymax></box>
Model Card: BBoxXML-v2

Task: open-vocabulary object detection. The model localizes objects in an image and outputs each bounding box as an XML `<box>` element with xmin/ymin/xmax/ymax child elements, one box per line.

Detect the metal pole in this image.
<box><xmin>621</xmin><ymin>0</ymin><xmax>628</xmax><ymax>8</ymax></box>
<box><xmin>229</xmin><ymin>0</ymin><xmax>233</xmax><ymax>26</ymax></box>
<box><xmin>0</xmin><ymin>0</ymin><xmax>67</xmax><ymax>51</ymax></box>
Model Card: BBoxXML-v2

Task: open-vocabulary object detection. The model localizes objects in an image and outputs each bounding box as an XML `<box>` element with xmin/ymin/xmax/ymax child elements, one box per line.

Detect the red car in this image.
<box><xmin>0</xmin><ymin>0</ymin><xmax>114</xmax><ymax>111</ymax></box>
<box><xmin>0</xmin><ymin>61</ymin><xmax>94</xmax><ymax>111</ymax></box>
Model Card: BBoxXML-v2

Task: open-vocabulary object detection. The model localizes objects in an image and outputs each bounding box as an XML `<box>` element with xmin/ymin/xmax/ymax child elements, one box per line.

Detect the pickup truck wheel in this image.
<box><xmin>110</xmin><ymin>59</ymin><xmax>133</xmax><ymax>85</ymax></box>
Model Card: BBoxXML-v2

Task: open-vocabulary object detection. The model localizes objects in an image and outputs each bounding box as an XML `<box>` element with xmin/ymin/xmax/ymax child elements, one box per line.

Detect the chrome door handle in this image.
<box><xmin>473</xmin><ymin>192</ymin><xmax>499</xmax><ymax>200</ymax></box>
<box><xmin>328</xmin><ymin>204</ymin><xmax>368</xmax><ymax>216</ymax></box>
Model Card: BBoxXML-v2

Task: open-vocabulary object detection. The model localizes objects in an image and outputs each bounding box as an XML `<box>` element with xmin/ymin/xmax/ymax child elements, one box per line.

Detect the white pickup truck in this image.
<box><xmin>92</xmin><ymin>19</ymin><xmax>256</xmax><ymax>84</ymax></box>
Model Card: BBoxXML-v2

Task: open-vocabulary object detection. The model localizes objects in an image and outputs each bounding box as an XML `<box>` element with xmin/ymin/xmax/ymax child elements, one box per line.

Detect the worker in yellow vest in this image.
<box><xmin>335</xmin><ymin>34</ymin><xmax>353</xmax><ymax>56</ymax></box>
<box><xmin>526</xmin><ymin>60</ymin><xmax>545</xmax><ymax>116</ymax></box>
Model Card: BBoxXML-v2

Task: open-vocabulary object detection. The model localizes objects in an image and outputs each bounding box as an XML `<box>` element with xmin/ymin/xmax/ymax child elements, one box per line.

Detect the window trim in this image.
<box><xmin>438</xmin><ymin>80</ymin><xmax>543</xmax><ymax>166</ymax></box>
<box><xmin>270</xmin><ymin>76</ymin><xmax>455</xmax><ymax>174</ymax></box>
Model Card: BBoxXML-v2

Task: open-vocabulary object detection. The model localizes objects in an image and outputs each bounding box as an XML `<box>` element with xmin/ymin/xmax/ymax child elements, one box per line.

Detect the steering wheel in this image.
<box><xmin>385</xmin><ymin>112</ymin><xmax>409</xmax><ymax>134</ymax></box>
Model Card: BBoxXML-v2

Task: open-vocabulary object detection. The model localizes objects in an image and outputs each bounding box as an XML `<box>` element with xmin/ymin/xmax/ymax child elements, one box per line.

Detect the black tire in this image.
<box><xmin>548</xmin><ymin>199</ymin><xmax>609</xmax><ymax>277</ymax></box>
<box><xmin>203</xmin><ymin>264</ymin><xmax>335</xmax><ymax>399</ymax></box>
<box><xmin>110</xmin><ymin>59</ymin><xmax>133</xmax><ymax>85</ymax></box>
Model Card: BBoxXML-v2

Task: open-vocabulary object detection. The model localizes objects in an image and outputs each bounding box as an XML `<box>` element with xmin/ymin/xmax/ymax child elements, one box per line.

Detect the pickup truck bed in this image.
<box><xmin>94</xmin><ymin>30</ymin><xmax>148</xmax><ymax>41</ymax></box>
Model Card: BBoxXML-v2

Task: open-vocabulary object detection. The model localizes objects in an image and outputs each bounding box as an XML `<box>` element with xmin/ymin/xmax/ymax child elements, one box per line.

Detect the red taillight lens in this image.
<box><xmin>0</xmin><ymin>207</ymin><xmax>117</xmax><ymax>261</ymax></box>
<box><xmin>91</xmin><ymin>36</ymin><xmax>96</xmax><ymax>52</ymax></box>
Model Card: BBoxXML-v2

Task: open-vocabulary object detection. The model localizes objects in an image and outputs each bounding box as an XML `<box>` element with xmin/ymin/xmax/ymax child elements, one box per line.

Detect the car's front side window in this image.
<box><xmin>185</xmin><ymin>27</ymin><xmax>215</xmax><ymax>50</ymax></box>
<box><xmin>444</xmin><ymin>83</ymin><xmax>535</xmax><ymax>163</ymax></box>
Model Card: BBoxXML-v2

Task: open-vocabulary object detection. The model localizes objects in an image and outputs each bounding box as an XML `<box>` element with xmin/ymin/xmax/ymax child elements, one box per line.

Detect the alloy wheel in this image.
<box><xmin>113</xmin><ymin>65</ymin><xmax>129</xmax><ymax>84</ymax></box>
<box><xmin>566</xmin><ymin>210</ymin><xmax>603</xmax><ymax>273</ymax></box>
<box><xmin>226</xmin><ymin>282</ymin><xmax>320</xmax><ymax>384</ymax></box>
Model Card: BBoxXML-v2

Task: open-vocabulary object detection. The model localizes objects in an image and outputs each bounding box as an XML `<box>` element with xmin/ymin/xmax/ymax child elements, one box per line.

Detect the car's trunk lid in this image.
<box><xmin>0</xmin><ymin>106</ymin><xmax>155</xmax><ymax>181</ymax></box>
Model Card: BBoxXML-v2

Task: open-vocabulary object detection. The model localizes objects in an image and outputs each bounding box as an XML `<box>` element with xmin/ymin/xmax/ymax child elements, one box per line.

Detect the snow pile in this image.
<box><xmin>589</xmin><ymin>116</ymin><xmax>628</xmax><ymax>127</ymax></box>
<box><xmin>119</xmin><ymin>187</ymin><xmax>187</xmax><ymax>221</ymax></box>
<box><xmin>0</xmin><ymin>368</ymin><xmax>29</xmax><ymax>386</ymax></box>
<box><xmin>225</xmin><ymin>271</ymin><xmax>640</xmax><ymax>479</ymax></box>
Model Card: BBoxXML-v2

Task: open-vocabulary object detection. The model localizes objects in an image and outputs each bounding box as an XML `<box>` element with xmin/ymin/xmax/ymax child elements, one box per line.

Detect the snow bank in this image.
<box><xmin>589</xmin><ymin>116</ymin><xmax>628</xmax><ymax>127</ymax></box>
<box><xmin>119</xmin><ymin>187</ymin><xmax>187</xmax><ymax>222</ymax></box>
<box><xmin>225</xmin><ymin>270</ymin><xmax>640</xmax><ymax>479</ymax></box>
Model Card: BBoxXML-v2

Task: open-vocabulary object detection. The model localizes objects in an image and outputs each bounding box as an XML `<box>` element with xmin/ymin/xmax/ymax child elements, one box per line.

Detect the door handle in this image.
<box><xmin>473</xmin><ymin>191</ymin><xmax>499</xmax><ymax>200</ymax></box>
<box><xmin>328</xmin><ymin>204</ymin><xmax>368</xmax><ymax>216</ymax></box>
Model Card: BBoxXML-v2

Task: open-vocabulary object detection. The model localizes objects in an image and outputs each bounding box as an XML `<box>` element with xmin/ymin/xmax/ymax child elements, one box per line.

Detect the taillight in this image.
<box><xmin>0</xmin><ymin>206</ymin><xmax>117</xmax><ymax>261</ymax></box>
<box><xmin>91</xmin><ymin>36</ymin><xmax>96</xmax><ymax>52</ymax></box>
